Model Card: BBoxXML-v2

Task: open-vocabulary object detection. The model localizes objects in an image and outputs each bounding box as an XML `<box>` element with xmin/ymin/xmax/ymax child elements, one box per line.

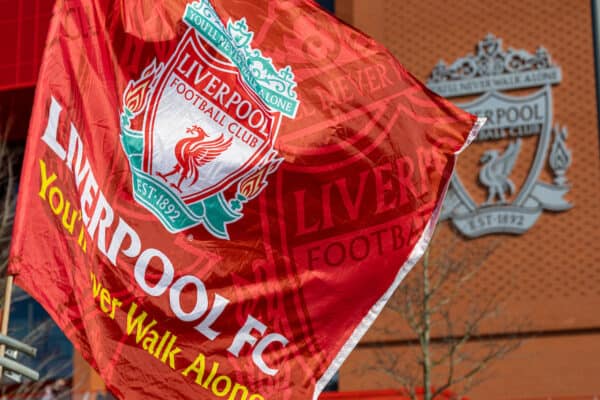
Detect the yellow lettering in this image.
<box><xmin>100</xmin><ymin>288</ymin><xmax>111</xmax><ymax>313</ymax></box>
<box><xmin>212</xmin><ymin>375</ymin><xmax>231</xmax><ymax>397</ymax></box>
<box><xmin>228</xmin><ymin>383</ymin><xmax>248</xmax><ymax>400</ymax></box>
<box><xmin>201</xmin><ymin>359</ymin><xmax>219</xmax><ymax>389</ymax></box>
<box><xmin>182</xmin><ymin>353</ymin><xmax>206</xmax><ymax>385</ymax></box>
<box><xmin>126</xmin><ymin>303</ymin><xmax>157</xmax><ymax>342</ymax></box>
<box><xmin>38</xmin><ymin>159</ymin><xmax>57</xmax><ymax>200</ymax></box>
<box><xmin>109</xmin><ymin>298</ymin><xmax>122</xmax><ymax>319</ymax></box>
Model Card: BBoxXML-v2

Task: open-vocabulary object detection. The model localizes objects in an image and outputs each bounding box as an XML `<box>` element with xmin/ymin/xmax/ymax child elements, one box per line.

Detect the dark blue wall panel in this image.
<box><xmin>316</xmin><ymin>0</ymin><xmax>334</xmax><ymax>13</ymax></box>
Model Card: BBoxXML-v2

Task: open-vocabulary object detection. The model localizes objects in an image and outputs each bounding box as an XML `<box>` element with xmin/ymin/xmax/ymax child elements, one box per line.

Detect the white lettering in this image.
<box><xmin>41</xmin><ymin>97</ymin><xmax>67</xmax><ymax>160</ymax></box>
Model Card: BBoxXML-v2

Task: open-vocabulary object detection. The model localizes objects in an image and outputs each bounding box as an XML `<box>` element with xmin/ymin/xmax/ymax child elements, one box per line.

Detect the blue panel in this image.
<box><xmin>316</xmin><ymin>0</ymin><xmax>334</xmax><ymax>13</ymax></box>
<box><xmin>9</xmin><ymin>288</ymin><xmax>73</xmax><ymax>380</ymax></box>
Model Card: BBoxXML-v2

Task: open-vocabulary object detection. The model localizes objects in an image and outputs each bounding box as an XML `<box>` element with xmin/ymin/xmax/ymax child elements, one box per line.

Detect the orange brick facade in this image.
<box><xmin>335</xmin><ymin>1</ymin><xmax>600</xmax><ymax>399</ymax></box>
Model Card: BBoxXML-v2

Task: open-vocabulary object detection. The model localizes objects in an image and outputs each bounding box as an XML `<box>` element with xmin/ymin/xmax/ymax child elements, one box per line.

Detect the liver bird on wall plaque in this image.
<box><xmin>479</xmin><ymin>139</ymin><xmax>522</xmax><ymax>205</ymax></box>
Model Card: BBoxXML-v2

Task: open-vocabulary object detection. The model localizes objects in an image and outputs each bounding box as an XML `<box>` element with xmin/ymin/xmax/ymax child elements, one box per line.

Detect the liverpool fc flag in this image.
<box><xmin>9</xmin><ymin>1</ymin><xmax>482</xmax><ymax>399</ymax></box>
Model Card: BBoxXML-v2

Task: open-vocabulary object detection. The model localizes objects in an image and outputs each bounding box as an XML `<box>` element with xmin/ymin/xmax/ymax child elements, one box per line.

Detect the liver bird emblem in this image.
<box><xmin>158</xmin><ymin>125</ymin><xmax>233</xmax><ymax>193</ymax></box>
<box><xmin>479</xmin><ymin>139</ymin><xmax>522</xmax><ymax>205</ymax></box>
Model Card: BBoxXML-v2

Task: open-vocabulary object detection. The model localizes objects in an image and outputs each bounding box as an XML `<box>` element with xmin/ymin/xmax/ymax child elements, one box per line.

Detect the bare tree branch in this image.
<box><xmin>371</xmin><ymin>229</ymin><xmax>523</xmax><ymax>400</ymax></box>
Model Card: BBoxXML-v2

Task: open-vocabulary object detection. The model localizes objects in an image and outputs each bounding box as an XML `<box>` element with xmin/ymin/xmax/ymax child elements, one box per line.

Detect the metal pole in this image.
<box><xmin>0</xmin><ymin>357</ymin><xmax>39</xmax><ymax>381</ymax></box>
<box><xmin>0</xmin><ymin>335</ymin><xmax>37</xmax><ymax>358</ymax></box>
<box><xmin>0</xmin><ymin>275</ymin><xmax>15</xmax><ymax>378</ymax></box>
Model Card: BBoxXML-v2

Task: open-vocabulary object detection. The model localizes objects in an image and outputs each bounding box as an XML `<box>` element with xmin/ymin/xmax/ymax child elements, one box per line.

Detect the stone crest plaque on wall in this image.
<box><xmin>428</xmin><ymin>34</ymin><xmax>572</xmax><ymax>238</ymax></box>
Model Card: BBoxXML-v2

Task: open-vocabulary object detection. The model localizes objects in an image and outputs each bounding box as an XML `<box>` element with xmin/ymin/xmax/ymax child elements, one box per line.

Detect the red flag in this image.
<box><xmin>9</xmin><ymin>1</ymin><xmax>482</xmax><ymax>399</ymax></box>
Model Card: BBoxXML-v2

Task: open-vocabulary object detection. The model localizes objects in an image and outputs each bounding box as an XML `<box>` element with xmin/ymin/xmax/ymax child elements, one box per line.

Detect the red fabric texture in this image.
<box><xmin>9</xmin><ymin>1</ymin><xmax>477</xmax><ymax>399</ymax></box>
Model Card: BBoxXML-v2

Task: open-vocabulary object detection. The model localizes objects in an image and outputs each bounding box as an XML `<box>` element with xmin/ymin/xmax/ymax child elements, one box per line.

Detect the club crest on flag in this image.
<box><xmin>119</xmin><ymin>0</ymin><xmax>299</xmax><ymax>238</ymax></box>
<box><xmin>428</xmin><ymin>34</ymin><xmax>572</xmax><ymax>238</ymax></box>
